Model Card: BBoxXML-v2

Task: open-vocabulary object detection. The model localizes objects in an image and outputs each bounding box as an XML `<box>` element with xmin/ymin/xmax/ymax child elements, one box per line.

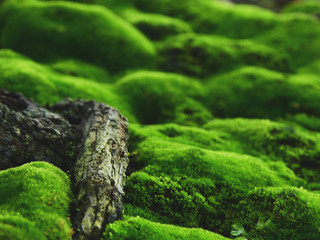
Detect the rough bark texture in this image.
<box><xmin>0</xmin><ymin>89</ymin><xmax>129</xmax><ymax>240</ymax></box>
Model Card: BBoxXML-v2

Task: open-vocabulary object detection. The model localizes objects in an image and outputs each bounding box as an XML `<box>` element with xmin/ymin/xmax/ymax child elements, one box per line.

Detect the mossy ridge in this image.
<box><xmin>0</xmin><ymin>0</ymin><xmax>156</xmax><ymax>72</ymax></box>
<box><xmin>229</xmin><ymin>187</ymin><xmax>320</xmax><ymax>240</ymax></box>
<box><xmin>157</xmin><ymin>33</ymin><xmax>290</xmax><ymax>77</ymax></box>
<box><xmin>205</xmin><ymin>66</ymin><xmax>320</xmax><ymax>119</ymax></box>
<box><xmin>103</xmin><ymin>216</ymin><xmax>230</xmax><ymax>240</ymax></box>
<box><xmin>0</xmin><ymin>162</ymin><xmax>73</xmax><ymax>240</ymax></box>
<box><xmin>116</xmin><ymin>70</ymin><xmax>212</xmax><ymax>125</ymax></box>
<box><xmin>0</xmin><ymin>49</ymin><xmax>137</xmax><ymax>122</ymax></box>
<box><xmin>121</xmin><ymin>8</ymin><xmax>193</xmax><ymax>41</ymax></box>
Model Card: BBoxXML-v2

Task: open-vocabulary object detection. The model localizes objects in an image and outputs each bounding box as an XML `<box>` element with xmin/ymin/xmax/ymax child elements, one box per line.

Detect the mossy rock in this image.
<box><xmin>104</xmin><ymin>217</ymin><xmax>230</xmax><ymax>240</ymax></box>
<box><xmin>229</xmin><ymin>187</ymin><xmax>320</xmax><ymax>240</ymax></box>
<box><xmin>205</xmin><ymin>66</ymin><xmax>320</xmax><ymax>119</ymax></box>
<box><xmin>0</xmin><ymin>49</ymin><xmax>137</xmax><ymax>122</ymax></box>
<box><xmin>116</xmin><ymin>70</ymin><xmax>212</xmax><ymax>125</ymax></box>
<box><xmin>0</xmin><ymin>162</ymin><xmax>73</xmax><ymax>240</ymax></box>
<box><xmin>0</xmin><ymin>0</ymin><xmax>156</xmax><ymax>72</ymax></box>
<box><xmin>122</xmin><ymin>9</ymin><xmax>193</xmax><ymax>41</ymax></box>
<box><xmin>158</xmin><ymin>34</ymin><xmax>289</xmax><ymax>77</ymax></box>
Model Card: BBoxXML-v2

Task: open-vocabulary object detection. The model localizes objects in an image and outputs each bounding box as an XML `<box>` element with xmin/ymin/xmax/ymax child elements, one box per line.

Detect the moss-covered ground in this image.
<box><xmin>0</xmin><ymin>0</ymin><xmax>320</xmax><ymax>239</ymax></box>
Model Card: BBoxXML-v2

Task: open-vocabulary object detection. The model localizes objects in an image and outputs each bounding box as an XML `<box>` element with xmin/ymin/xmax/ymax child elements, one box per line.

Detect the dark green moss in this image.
<box><xmin>0</xmin><ymin>0</ymin><xmax>156</xmax><ymax>72</ymax></box>
<box><xmin>116</xmin><ymin>71</ymin><xmax>211</xmax><ymax>125</ymax></box>
<box><xmin>122</xmin><ymin>9</ymin><xmax>192</xmax><ymax>41</ymax></box>
<box><xmin>158</xmin><ymin>34</ymin><xmax>290</xmax><ymax>77</ymax></box>
<box><xmin>205</xmin><ymin>66</ymin><xmax>320</xmax><ymax>119</ymax></box>
<box><xmin>229</xmin><ymin>187</ymin><xmax>320</xmax><ymax>240</ymax></box>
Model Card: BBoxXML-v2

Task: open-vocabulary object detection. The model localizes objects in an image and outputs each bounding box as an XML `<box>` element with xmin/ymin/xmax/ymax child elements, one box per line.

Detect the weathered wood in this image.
<box><xmin>0</xmin><ymin>89</ymin><xmax>129</xmax><ymax>240</ymax></box>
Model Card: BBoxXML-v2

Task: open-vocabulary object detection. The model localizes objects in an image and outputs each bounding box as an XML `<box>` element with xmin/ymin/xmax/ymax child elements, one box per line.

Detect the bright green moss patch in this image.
<box><xmin>116</xmin><ymin>71</ymin><xmax>212</xmax><ymax>125</ymax></box>
<box><xmin>0</xmin><ymin>49</ymin><xmax>137</xmax><ymax>122</ymax></box>
<box><xmin>104</xmin><ymin>217</ymin><xmax>230</xmax><ymax>240</ymax></box>
<box><xmin>204</xmin><ymin>118</ymin><xmax>320</xmax><ymax>185</ymax></box>
<box><xmin>125</xmin><ymin>127</ymin><xmax>303</xmax><ymax>234</ymax></box>
<box><xmin>0</xmin><ymin>162</ymin><xmax>73</xmax><ymax>240</ymax></box>
<box><xmin>158</xmin><ymin>34</ymin><xmax>289</xmax><ymax>77</ymax></box>
<box><xmin>205</xmin><ymin>66</ymin><xmax>320</xmax><ymax>119</ymax></box>
<box><xmin>0</xmin><ymin>215</ymin><xmax>46</xmax><ymax>240</ymax></box>
<box><xmin>229</xmin><ymin>187</ymin><xmax>320</xmax><ymax>240</ymax></box>
<box><xmin>0</xmin><ymin>0</ymin><xmax>156</xmax><ymax>72</ymax></box>
<box><xmin>122</xmin><ymin>9</ymin><xmax>192</xmax><ymax>41</ymax></box>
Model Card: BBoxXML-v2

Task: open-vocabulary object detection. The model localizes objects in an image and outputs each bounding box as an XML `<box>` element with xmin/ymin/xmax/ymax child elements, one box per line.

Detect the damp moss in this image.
<box><xmin>0</xmin><ymin>0</ymin><xmax>156</xmax><ymax>72</ymax></box>
<box><xmin>116</xmin><ymin>70</ymin><xmax>212</xmax><ymax>125</ymax></box>
<box><xmin>103</xmin><ymin>217</ymin><xmax>230</xmax><ymax>240</ymax></box>
<box><xmin>158</xmin><ymin>33</ymin><xmax>289</xmax><ymax>77</ymax></box>
<box><xmin>205</xmin><ymin>66</ymin><xmax>320</xmax><ymax>119</ymax></box>
<box><xmin>0</xmin><ymin>162</ymin><xmax>73</xmax><ymax>240</ymax></box>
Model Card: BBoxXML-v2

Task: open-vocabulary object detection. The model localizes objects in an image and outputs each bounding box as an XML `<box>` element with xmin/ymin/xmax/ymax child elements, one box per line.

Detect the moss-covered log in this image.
<box><xmin>0</xmin><ymin>89</ymin><xmax>129</xmax><ymax>240</ymax></box>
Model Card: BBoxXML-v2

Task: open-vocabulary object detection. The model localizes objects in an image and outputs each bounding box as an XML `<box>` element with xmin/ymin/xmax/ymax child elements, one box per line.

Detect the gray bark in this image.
<box><xmin>0</xmin><ymin>89</ymin><xmax>129</xmax><ymax>240</ymax></box>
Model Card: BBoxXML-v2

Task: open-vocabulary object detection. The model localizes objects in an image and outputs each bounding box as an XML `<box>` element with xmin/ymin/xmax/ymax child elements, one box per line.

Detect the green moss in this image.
<box><xmin>285</xmin><ymin>114</ymin><xmax>320</xmax><ymax>132</ymax></box>
<box><xmin>49</xmin><ymin>59</ymin><xmax>111</xmax><ymax>83</ymax></box>
<box><xmin>0</xmin><ymin>0</ymin><xmax>156</xmax><ymax>72</ymax></box>
<box><xmin>130</xmin><ymin>0</ymin><xmax>278</xmax><ymax>38</ymax></box>
<box><xmin>122</xmin><ymin>9</ymin><xmax>192</xmax><ymax>41</ymax></box>
<box><xmin>158</xmin><ymin>34</ymin><xmax>289</xmax><ymax>77</ymax></box>
<box><xmin>0</xmin><ymin>49</ymin><xmax>137</xmax><ymax>122</ymax></box>
<box><xmin>0</xmin><ymin>162</ymin><xmax>73</xmax><ymax>240</ymax></box>
<box><xmin>0</xmin><ymin>216</ymin><xmax>46</xmax><ymax>240</ymax></box>
<box><xmin>116</xmin><ymin>70</ymin><xmax>211</xmax><ymax>125</ymax></box>
<box><xmin>229</xmin><ymin>187</ymin><xmax>320</xmax><ymax>240</ymax></box>
<box><xmin>283</xmin><ymin>1</ymin><xmax>320</xmax><ymax>15</ymax></box>
<box><xmin>125</xmin><ymin>127</ymin><xmax>302</xmax><ymax>234</ymax></box>
<box><xmin>256</xmin><ymin>13</ymin><xmax>320</xmax><ymax>68</ymax></box>
<box><xmin>204</xmin><ymin>118</ymin><xmax>320</xmax><ymax>184</ymax></box>
<box><xmin>104</xmin><ymin>217</ymin><xmax>230</xmax><ymax>240</ymax></box>
<box><xmin>205</xmin><ymin>66</ymin><xmax>320</xmax><ymax>119</ymax></box>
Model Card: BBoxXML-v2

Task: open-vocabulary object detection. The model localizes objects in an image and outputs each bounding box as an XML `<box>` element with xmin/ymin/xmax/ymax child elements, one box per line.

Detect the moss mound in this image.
<box><xmin>0</xmin><ymin>0</ymin><xmax>156</xmax><ymax>72</ymax></box>
<box><xmin>104</xmin><ymin>217</ymin><xmax>230</xmax><ymax>240</ymax></box>
<box><xmin>205</xmin><ymin>66</ymin><xmax>320</xmax><ymax>119</ymax></box>
<box><xmin>0</xmin><ymin>162</ymin><xmax>73</xmax><ymax>240</ymax></box>
<box><xmin>122</xmin><ymin>9</ymin><xmax>193</xmax><ymax>41</ymax></box>
<box><xmin>158</xmin><ymin>34</ymin><xmax>289</xmax><ymax>77</ymax></box>
<box><xmin>116</xmin><ymin>71</ymin><xmax>211</xmax><ymax>125</ymax></box>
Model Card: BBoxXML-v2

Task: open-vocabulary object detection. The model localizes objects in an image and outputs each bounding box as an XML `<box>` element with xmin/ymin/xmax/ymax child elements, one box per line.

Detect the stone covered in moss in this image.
<box><xmin>104</xmin><ymin>217</ymin><xmax>230</xmax><ymax>240</ymax></box>
<box><xmin>0</xmin><ymin>162</ymin><xmax>73</xmax><ymax>240</ymax></box>
<box><xmin>0</xmin><ymin>0</ymin><xmax>156</xmax><ymax>72</ymax></box>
